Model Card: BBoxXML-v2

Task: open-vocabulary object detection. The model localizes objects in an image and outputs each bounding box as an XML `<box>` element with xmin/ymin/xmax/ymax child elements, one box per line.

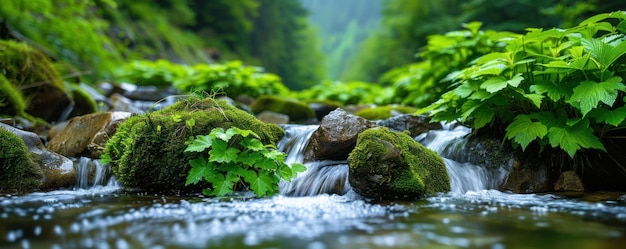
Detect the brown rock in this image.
<box><xmin>376</xmin><ymin>114</ymin><xmax>442</xmax><ymax>137</ymax></box>
<box><xmin>46</xmin><ymin>112</ymin><xmax>132</xmax><ymax>158</ymax></box>
<box><xmin>554</xmin><ymin>170</ymin><xmax>585</xmax><ymax>192</ymax></box>
<box><xmin>304</xmin><ymin>109</ymin><xmax>376</xmax><ymax>161</ymax></box>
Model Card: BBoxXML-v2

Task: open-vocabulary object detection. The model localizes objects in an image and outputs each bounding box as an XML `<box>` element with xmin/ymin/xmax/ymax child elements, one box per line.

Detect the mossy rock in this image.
<box><xmin>104</xmin><ymin>96</ymin><xmax>284</xmax><ymax>193</ymax></box>
<box><xmin>250</xmin><ymin>95</ymin><xmax>316</xmax><ymax>123</ymax></box>
<box><xmin>0</xmin><ymin>40</ymin><xmax>71</xmax><ymax>122</ymax></box>
<box><xmin>348</xmin><ymin>127</ymin><xmax>450</xmax><ymax>199</ymax></box>
<box><xmin>355</xmin><ymin>105</ymin><xmax>417</xmax><ymax>120</ymax></box>
<box><xmin>0</xmin><ymin>126</ymin><xmax>43</xmax><ymax>191</ymax></box>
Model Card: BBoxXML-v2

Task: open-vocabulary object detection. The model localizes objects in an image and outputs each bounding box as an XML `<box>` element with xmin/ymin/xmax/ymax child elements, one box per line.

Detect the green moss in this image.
<box><xmin>0</xmin><ymin>40</ymin><xmax>69</xmax><ymax>122</ymax></box>
<box><xmin>355</xmin><ymin>105</ymin><xmax>417</xmax><ymax>120</ymax></box>
<box><xmin>0</xmin><ymin>127</ymin><xmax>43</xmax><ymax>191</ymax></box>
<box><xmin>250</xmin><ymin>95</ymin><xmax>316</xmax><ymax>122</ymax></box>
<box><xmin>348</xmin><ymin>127</ymin><xmax>450</xmax><ymax>199</ymax></box>
<box><xmin>104</xmin><ymin>96</ymin><xmax>284</xmax><ymax>193</ymax></box>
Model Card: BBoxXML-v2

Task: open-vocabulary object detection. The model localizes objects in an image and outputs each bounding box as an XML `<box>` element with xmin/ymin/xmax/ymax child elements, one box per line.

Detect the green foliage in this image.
<box><xmin>249</xmin><ymin>95</ymin><xmax>316</xmax><ymax>122</ymax></box>
<box><xmin>355</xmin><ymin>105</ymin><xmax>417</xmax><ymax>120</ymax></box>
<box><xmin>424</xmin><ymin>11</ymin><xmax>626</xmax><ymax>158</ymax></box>
<box><xmin>116</xmin><ymin>60</ymin><xmax>289</xmax><ymax>98</ymax></box>
<box><xmin>185</xmin><ymin>127</ymin><xmax>306</xmax><ymax>197</ymax></box>
<box><xmin>293</xmin><ymin>80</ymin><xmax>393</xmax><ymax>106</ymax></box>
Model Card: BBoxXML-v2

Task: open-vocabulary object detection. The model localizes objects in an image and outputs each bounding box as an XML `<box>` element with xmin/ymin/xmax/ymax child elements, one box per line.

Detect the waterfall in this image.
<box><xmin>415</xmin><ymin>123</ymin><xmax>509</xmax><ymax>193</ymax></box>
<box><xmin>74</xmin><ymin>157</ymin><xmax>116</xmax><ymax>189</ymax></box>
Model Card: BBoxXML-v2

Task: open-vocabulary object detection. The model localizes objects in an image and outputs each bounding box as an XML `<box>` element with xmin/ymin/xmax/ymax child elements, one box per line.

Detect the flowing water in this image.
<box><xmin>1</xmin><ymin>124</ymin><xmax>625</xmax><ymax>249</ymax></box>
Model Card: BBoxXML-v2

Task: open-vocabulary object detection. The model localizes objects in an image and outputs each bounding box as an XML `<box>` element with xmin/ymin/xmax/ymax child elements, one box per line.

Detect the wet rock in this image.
<box><xmin>307</xmin><ymin>100</ymin><xmax>342</xmax><ymax>121</ymax></box>
<box><xmin>304</xmin><ymin>108</ymin><xmax>376</xmax><ymax>161</ymax></box>
<box><xmin>0</xmin><ymin>123</ymin><xmax>74</xmax><ymax>190</ymax></box>
<box><xmin>348</xmin><ymin>127</ymin><xmax>450</xmax><ymax>200</ymax></box>
<box><xmin>256</xmin><ymin>111</ymin><xmax>290</xmax><ymax>124</ymax></box>
<box><xmin>554</xmin><ymin>170</ymin><xmax>585</xmax><ymax>192</ymax></box>
<box><xmin>47</xmin><ymin>112</ymin><xmax>132</xmax><ymax>159</ymax></box>
<box><xmin>376</xmin><ymin>114</ymin><xmax>442</xmax><ymax>137</ymax></box>
<box><xmin>250</xmin><ymin>95</ymin><xmax>316</xmax><ymax>123</ymax></box>
<box><xmin>110</xmin><ymin>93</ymin><xmax>143</xmax><ymax>113</ymax></box>
<box><xmin>502</xmin><ymin>159</ymin><xmax>553</xmax><ymax>193</ymax></box>
<box><xmin>0</xmin><ymin>124</ymin><xmax>44</xmax><ymax>191</ymax></box>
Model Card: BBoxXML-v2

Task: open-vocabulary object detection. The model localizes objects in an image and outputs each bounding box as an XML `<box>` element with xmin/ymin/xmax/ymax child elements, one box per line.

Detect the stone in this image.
<box><xmin>256</xmin><ymin>111</ymin><xmax>290</xmax><ymax>124</ymax></box>
<box><xmin>0</xmin><ymin>123</ymin><xmax>74</xmax><ymax>190</ymax></box>
<box><xmin>47</xmin><ymin>112</ymin><xmax>132</xmax><ymax>158</ymax></box>
<box><xmin>554</xmin><ymin>170</ymin><xmax>585</xmax><ymax>192</ymax></box>
<box><xmin>376</xmin><ymin>114</ymin><xmax>442</xmax><ymax>137</ymax></box>
<box><xmin>355</xmin><ymin>105</ymin><xmax>417</xmax><ymax>120</ymax></box>
<box><xmin>250</xmin><ymin>95</ymin><xmax>316</xmax><ymax>123</ymax></box>
<box><xmin>502</xmin><ymin>159</ymin><xmax>553</xmax><ymax>193</ymax></box>
<box><xmin>304</xmin><ymin>108</ymin><xmax>376</xmax><ymax>161</ymax></box>
<box><xmin>348</xmin><ymin>127</ymin><xmax>450</xmax><ymax>200</ymax></box>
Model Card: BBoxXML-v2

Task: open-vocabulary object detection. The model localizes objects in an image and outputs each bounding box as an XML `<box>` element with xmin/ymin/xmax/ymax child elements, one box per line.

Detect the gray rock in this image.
<box><xmin>256</xmin><ymin>111</ymin><xmax>290</xmax><ymax>124</ymax></box>
<box><xmin>376</xmin><ymin>114</ymin><xmax>442</xmax><ymax>137</ymax></box>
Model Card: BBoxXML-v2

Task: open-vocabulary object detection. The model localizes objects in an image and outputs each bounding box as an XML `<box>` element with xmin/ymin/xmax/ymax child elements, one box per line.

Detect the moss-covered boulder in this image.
<box><xmin>104</xmin><ymin>97</ymin><xmax>284</xmax><ymax>193</ymax></box>
<box><xmin>348</xmin><ymin>127</ymin><xmax>450</xmax><ymax>199</ymax></box>
<box><xmin>355</xmin><ymin>105</ymin><xmax>417</xmax><ymax>120</ymax></box>
<box><xmin>0</xmin><ymin>40</ymin><xmax>72</xmax><ymax>122</ymax></box>
<box><xmin>0</xmin><ymin>125</ymin><xmax>43</xmax><ymax>192</ymax></box>
<box><xmin>250</xmin><ymin>95</ymin><xmax>316</xmax><ymax>123</ymax></box>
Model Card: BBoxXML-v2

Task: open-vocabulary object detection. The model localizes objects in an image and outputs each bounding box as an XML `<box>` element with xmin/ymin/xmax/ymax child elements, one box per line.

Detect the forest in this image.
<box><xmin>2</xmin><ymin>0</ymin><xmax>626</xmax><ymax>186</ymax></box>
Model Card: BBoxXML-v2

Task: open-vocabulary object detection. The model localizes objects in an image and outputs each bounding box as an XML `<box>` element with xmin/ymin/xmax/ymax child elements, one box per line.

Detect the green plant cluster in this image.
<box><xmin>185</xmin><ymin>127</ymin><xmax>306</xmax><ymax>197</ymax></box>
<box><xmin>293</xmin><ymin>80</ymin><xmax>393</xmax><ymax>106</ymax></box>
<box><xmin>424</xmin><ymin>11</ymin><xmax>626</xmax><ymax>158</ymax></box>
<box><xmin>116</xmin><ymin>60</ymin><xmax>289</xmax><ymax>98</ymax></box>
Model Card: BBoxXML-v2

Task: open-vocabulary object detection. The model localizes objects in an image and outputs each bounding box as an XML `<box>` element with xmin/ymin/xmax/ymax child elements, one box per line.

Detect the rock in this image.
<box><xmin>355</xmin><ymin>105</ymin><xmax>417</xmax><ymax>120</ymax></box>
<box><xmin>0</xmin><ymin>40</ymin><xmax>71</xmax><ymax>123</ymax></box>
<box><xmin>348</xmin><ymin>127</ymin><xmax>450</xmax><ymax>200</ymax></box>
<box><xmin>502</xmin><ymin>159</ymin><xmax>553</xmax><ymax>193</ymax></box>
<box><xmin>250</xmin><ymin>95</ymin><xmax>316</xmax><ymax>123</ymax></box>
<box><xmin>0</xmin><ymin>123</ymin><xmax>74</xmax><ymax>190</ymax></box>
<box><xmin>554</xmin><ymin>170</ymin><xmax>585</xmax><ymax>192</ymax></box>
<box><xmin>104</xmin><ymin>97</ymin><xmax>284</xmax><ymax>193</ymax></box>
<box><xmin>376</xmin><ymin>114</ymin><xmax>442</xmax><ymax>137</ymax></box>
<box><xmin>47</xmin><ymin>112</ymin><xmax>132</xmax><ymax>159</ymax></box>
<box><xmin>256</xmin><ymin>111</ymin><xmax>290</xmax><ymax>124</ymax></box>
<box><xmin>307</xmin><ymin>100</ymin><xmax>342</xmax><ymax>121</ymax></box>
<box><xmin>0</xmin><ymin>124</ymin><xmax>44</xmax><ymax>191</ymax></box>
<box><xmin>110</xmin><ymin>93</ymin><xmax>143</xmax><ymax>113</ymax></box>
<box><xmin>304</xmin><ymin>108</ymin><xmax>376</xmax><ymax>161</ymax></box>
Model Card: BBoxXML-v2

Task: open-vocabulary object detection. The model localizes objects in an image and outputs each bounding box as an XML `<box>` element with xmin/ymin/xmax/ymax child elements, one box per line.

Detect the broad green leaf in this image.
<box><xmin>184</xmin><ymin>135</ymin><xmax>213</xmax><ymax>152</ymax></box>
<box><xmin>257</xmin><ymin>157</ymin><xmax>279</xmax><ymax>170</ymax></box>
<box><xmin>186</xmin><ymin>158</ymin><xmax>212</xmax><ymax>185</ymax></box>
<box><xmin>262</xmin><ymin>150</ymin><xmax>285</xmax><ymax>161</ymax></box>
<box><xmin>276</xmin><ymin>163</ymin><xmax>293</xmax><ymax>181</ymax></box>
<box><xmin>291</xmin><ymin>163</ymin><xmax>307</xmax><ymax>177</ymax></box>
<box><xmin>505</xmin><ymin>115</ymin><xmax>548</xmax><ymax>150</ymax></box>
<box><xmin>209</xmin><ymin>172</ymin><xmax>237</xmax><ymax>196</ymax></box>
<box><xmin>172</xmin><ymin>114</ymin><xmax>183</xmax><ymax>123</ymax></box>
<box><xmin>569</xmin><ymin>77</ymin><xmax>625</xmax><ymax>116</ymax></box>
<box><xmin>230</xmin><ymin>127</ymin><xmax>260</xmax><ymax>138</ymax></box>
<box><xmin>209</xmin><ymin>140</ymin><xmax>240</xmax><ymax>163</ymax></box>
<box><xmin>480</xmin><ymin>76</ymin><xmax>507</xmax><ymax>93</ymax></box>
<box><xmin>217</xmin><ymin>128</ymin><xmax>239</xmax><ymax>142</ymax></box>
<box><xmin>249</xmin><ymin>173</ymin><xmax>276</xmax><ymax>197</ymax></box>
<box><xmin>588</xmin><ymin>106</ymin><xmax>626</xmax><ymax>126</ymax></box>
<box><xmin>455</xmin><ymin>82</ymin><xmax>477</xmax><ymax>98</ymax></box>
<box><xmin>521</xmin><ymin>93</ymin><xmax>544</xmax><ymax>109</ymax></box>
<box><xmin>240</xmin><ymin>138</ymin><xmax>264</xmax><ymax>151</ymax></box>
<box><xmin>237</xmin><ymin>151</ymin><xmax>264</xmax><ymax>166</ymax></box>
<box><xmin>472</xmin><ymin>106</ymin><xmax>495</xmax><ymax>129</ymax></box>
<box><xmin>581</xmin><ymin>38</ymin><xmax>626</xmax><ymax>71</ymax></box>
<box><xmin>461</xmin><ymin>100</ymin><xmax>482</xmax><ymax>121</ymax></box>
<box><xmin>529</xmin><ymin>81</ymin><xmax>571</xmax><ymax>102</ymax></box>
<box><xmin>547</xmin><ymin>120</ymin><xmax>606</xmax><ymax>157</ymax></box>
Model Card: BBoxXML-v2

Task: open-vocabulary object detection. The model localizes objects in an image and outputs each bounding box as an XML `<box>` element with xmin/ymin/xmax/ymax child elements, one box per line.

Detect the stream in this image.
<box><xmin>1</xmin><ymin>125</ymin><xmax>625</xmax><ymax>249</ymax></box>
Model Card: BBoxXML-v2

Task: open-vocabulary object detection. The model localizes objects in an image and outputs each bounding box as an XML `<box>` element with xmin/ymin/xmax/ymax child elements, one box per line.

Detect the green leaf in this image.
<box><xmin>237</xmin><ymin>151</ymin><xmax>264</xmax><ymax>166</ymax></box>
<box><xmin>215</xmin><ymin>128</ymin><xmax>239</xmax><ymax>142</ymax></box>
<box><xmin>184</xmin><ymin>135</ymin><xmax>213</xmax><ymax>152</ymax></box>
<box><xmin>522</xmin><ymin>93</ymin><xmax>544</xmax><ymax>109</ymax></box>
<box><xmin>209</xmin><ymin>140</ymin><xmax>240</xmax><ymax>163</ymax></box>
<box><xmin>249</xmin><ymin>173</ymin><xmax>276</xmax><ymax>197</ymax></box>
<box><xmin>210</xmin><ymin>172</ymin><xmax>239</xmax><ymax>196</ymax></box>
<box><xmin>547</xmin><ymin>119</ymin><xmax>606</xmax><ymax>157</ymax></box>
<box><xmin>588</xmin><ymin>106</ymin><xmax>626</xmax><ymax>126</ymax></box>
<box><xmin>569</xmin><ymin>77</ymin><xmax>625</xmax><ymax>116</ymax></box>
<box><xmin>581</xmin><ymin>38</ymin><xmax>626</xmax><ymax>71</ymax></box>
<box><xmin>290</xmin><ymin>163</ymin><xmax>307</xmax><ymax>177</ymax></box>
<box><xmin>472</xmin><ymin>106</ymin><xmax>495</xmax><ymax>129</ymax></box>
<box><xmin>262</xmin><ymin>149</ymin><xmax>285</xmax><ymax>161</ymax></box>
<box><xmin>529</xmin><ymin>81</ymin><xmax>571</xmax><ymax>102</ymax></box>
<box><xmin>505</xmin><ymin>115</ymin><xmax>548</xmax><ymax>150</ymax></box>
<box><xmin>186</xmin><ymin>158</ymin><xmax>213</xmax><ymax>185</ymax></box>
<box><xmin>230</xmin><ymin>127</ymin><xmax>260</xmax><ymax>139</ymax></box>
<box><xmin>276</xmin><ymin>163</ymin><xmax>293</xmax><ymax>181</ymax></box>
<box><xmin>172</xmin><ymin>114</ymin><xmax>183</xmax><ymax>123</ymax></box>
<box><xmin>480</xmin><ymin>76</ymin><xmax>508</xmax><ymax>93</ymax></box>
<box><xmin>240</xmin><ymin>138</ymin><xmax>264</xmax><ymax>151</ymax></box>
<box><xmin>257</xmin><ymin>157</ymin><xmax>279</xmax><ymax>170</ymax></box>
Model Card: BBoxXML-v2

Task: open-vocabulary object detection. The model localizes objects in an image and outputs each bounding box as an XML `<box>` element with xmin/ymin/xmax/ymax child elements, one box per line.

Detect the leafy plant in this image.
<box><xmin>293</xmin><ymin>80</ymin><xmax>393</xmax><ymax>105</ymax></box>
<box><xmin>423</xmin><ymin>11</ymin><xmax>626</xmax><ymax>159</ymax></box>
<box><xmin>184</xmin><ymin>127</ymin><xmax>306</xmax><ymax>197</ymax></box>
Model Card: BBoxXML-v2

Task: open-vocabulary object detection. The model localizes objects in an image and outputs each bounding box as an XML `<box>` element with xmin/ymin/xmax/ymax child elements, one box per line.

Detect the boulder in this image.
<box><xmin>104</xmin><ymin>97</ymin><xmax>284</xmax><ymax>193</ymax></box>
<box><xmin>250</xmin><ymin>95</ymin><xmax>316</xmax><ymax>123</ymax></box>
<box><xmin>304</xmin><ymin>108</ymin><xmax>376</xmax><ymax>161</ymax></box>
<box><xmin>47</xmin><ymin>112</ymin><xmax>132</xmax><ymax>159</ymax></box>
<box><xmin>0</xmin><ymin>124</ymin><xmax>44</xmax><ymax>191</ymax></box>
<box><xmin>502</xmin><ymin>159</ymin><xmax>553</xmax><ymax>193</ymax></box>
<box><xmin>0</xmin><ymin>123</ymin><xmax>74</xmax><ymax>191</ymax></box>
<box><xmin>554</xmin><ymin>170</ymin><xmax>585</xmax><ymax>192</ymax></box>
<box><xmin>348</xmin><ymin>127</ymin><xmax>451</xmax><ymax>200</ymax></box>
<box><xmin>376</xmin><ymin>114</ymin><xmax>442</xmax><ymax>137</ymax></box>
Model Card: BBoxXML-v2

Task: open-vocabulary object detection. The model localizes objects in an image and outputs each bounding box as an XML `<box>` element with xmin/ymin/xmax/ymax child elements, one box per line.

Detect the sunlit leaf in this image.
<box><xmin>249</xmin><ymin>173</ymin><xmax>276</xmax><ymax>197</ymax></box>
<box><xmin>184</xmin><ymin>135</ymin><xmax>213</xmax><ymax>152</ymax></box>
<box><xmin>529</xmin><ymin>81</ymin><xmax>572</xmax><ymax>102</ymax></box>
<box><xmin>588</xmin><ymin>106</ymin><xmax>626</xmax><ymax>126</ymax></box>
<box><xmin>186</xmin><ymin>158</ymin><xmax>212</xmax><ymax>185</ymax></box>
<box><xmin>547</xmin><ymin>119</ymin><xmax>606</xmax><ymax>157</ymax></box>
<box><xmin>209</xmin><ymin>140</ymin><xmax>240</xmax><ymax>163</ymax></box>
<box><xmin>569</xmin><ymin>77</ymin><xmax>625</xmax><ymax>116</ymax></box>
<box><xmin>240</xmin><ymin>138</ymin><xmax>264</xmax><ymax>151</ymax></box>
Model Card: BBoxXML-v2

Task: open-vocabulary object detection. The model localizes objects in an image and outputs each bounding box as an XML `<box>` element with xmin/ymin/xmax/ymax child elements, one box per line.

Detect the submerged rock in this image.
<box><xmin>104</xmin><ymin>97</ymin><xmax>284</xmax><ymax>193</ymax></box>
<box><xmin>47</xmin><ymin>112</ymin><xmax>133</xmax><ymax>159</ymax></box>
<box><xmin>348</xmin><ymin>127</ymin><xmax>450</xmax><ymax>200</ymax></box>
<box><xmin>304</xmin><ymin>108</ymin><xmax>376</xmax><ymax>161</ymax></box>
